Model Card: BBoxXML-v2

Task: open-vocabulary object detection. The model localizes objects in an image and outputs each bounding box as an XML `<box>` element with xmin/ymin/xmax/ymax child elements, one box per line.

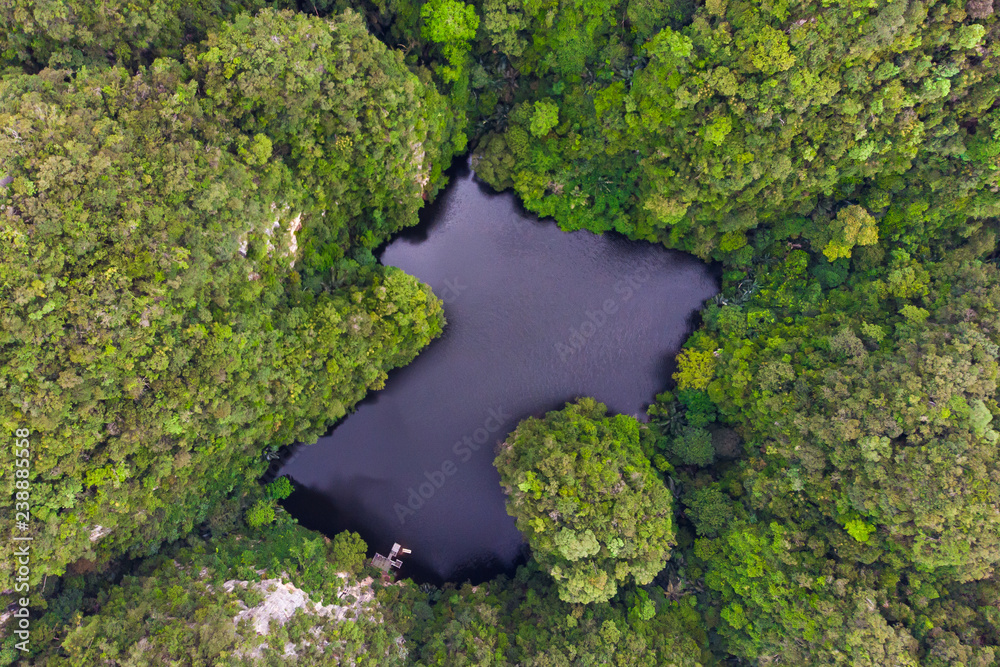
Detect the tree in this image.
<box><xmin>469</xmin><ymin>0</ymin><xmax>1000</xmax><ymax>263</ymax></box>
<box><xmin>823</xmin><ymin>205</ymin><xmax>879</xmax><ymax>261</ymax></box>
<box><xmin>0</xmin><ymin>0</ymin><xmax>287</xmax><ymax>70</ymax></box>
<box><xmin>495</xmin><ymin>399</ymin><xmax>675</xmax><ymax>603</ymax></box>
<box><xmin>246</xmin><ymin>500</ymin><xmax>277</xmax><ymax>528</ymax></box>
<box><xmin>194</xmin><ymin>9</ymin><xmax>459</xmax><ymax>273</ymax></box>
<box><xmin>706</xmin><ymin>257</ymin><xmax>1000</xmax><ymax>583</ymax></box>
<box><xmin>331</xmin><ymin>531</ymin><xmax>369</xmax><ymax>573</ymax></box>
<box><xmin>421</xmin><ymin>0</ymin><xmax>479</xmax><ymax>83</ymax></box>
<box><xmin>265</xmin><ymin>477</ymin><xmax>294</xmax><ymax>501</ymax></box>
<box><xmin>667</xmin><ymin>427</ymin><xmax>714</xmax><ymax>467</ymax></box>
<box><xmin>529</xmin><ymin>99</ymin><xmax>560</xmax><ymax>137</ymax></box>
<box><xmin>14</xmin><ymin>522</ymin><xmax>411</xmax><ymax>665</ymax></box>
<box><xmin>673</xmin><ymin>348</ymin><xmax>718</xmax><ymax>391</ymax></box>
<box><xmin>696</xmin><ymin>519</ymin><xmax>927</xmax><ymax>665</ymax></box>
<box><xmin>422</xmin><ymin>0</ymin><xmax>479</xmax><ymax>47</ymax></box>
<box><xmin>0</xmin><ymin>16</ymin><xmax>447</xmax><ymax>589</ymax></box>
<box><xmin>408</xmin><ymin>561</ymin><xmax>706</xmax><ymax>666</ymax></box>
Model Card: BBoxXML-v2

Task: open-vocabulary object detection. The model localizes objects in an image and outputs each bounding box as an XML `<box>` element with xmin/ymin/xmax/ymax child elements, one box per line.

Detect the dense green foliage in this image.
<box><xmin>706</xmin><ymin>256</ymin><xmax>1000</xmax><ymax>581</ymax></box>
<box><xmin>495</xmin><ymin>399</ymin><xmax>675</xmax><ymax>603</ymax></box>
<box><xmin>8</xmin><ymin>515</ymin><xmax>416</xmax><ymax>665</ymax></box>
<box><xmin>0</xmin><ymin>0</ymin><xmax>291</xmax><ymax>70</ymax></box>
<box><xmin>648</xmin><ymin>251</ymin><xmax>1000</xmax><ymax>664</ymax></box>
<box><xmin>0</xmin><ymin>10</ymin><xmax>448</xmax><ymax>590</ymax></box>
<box><xmin>472</xmin><ymin>0</ymin><xmax>1000</xmax><ymax>262</ymax></box>
<box><xmin>8</xmin><ymin>516</ymin><xmax>707</xmax><ymax>666</ymax></box>
<box><xmin>195</xmin><ymin>9</ymin><xmax>461</xmax><ymax>271</ymax></box>
<box><xmin>406</xmin><ymin>562</ymin><xmax>707</xmax><ymax>666</ymax></box>
<box><xmin>4</xmin><ymin>0</ymin><xmax>1000</xmax><ymax>664</ymax></box>
<box><xmin>694</xmin><ymin>518</ymin><xmax>1000</xmax><ymax>665</ymax></box>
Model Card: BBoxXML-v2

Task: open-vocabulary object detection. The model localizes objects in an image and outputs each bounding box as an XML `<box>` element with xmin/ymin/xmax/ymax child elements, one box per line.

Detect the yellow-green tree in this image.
<box><xmin>495</xmin><ymin>399</ymin><xmax>675</xmax><ymax>603</ymax></box>
<box><xmin>822</xmin><ymin>205</ymin><xmax>879</xmax><ymax>261</ymax></box>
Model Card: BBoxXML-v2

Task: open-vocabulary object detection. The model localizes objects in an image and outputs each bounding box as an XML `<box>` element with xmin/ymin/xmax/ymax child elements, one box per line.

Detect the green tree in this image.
<box><xmin>673</xmin><ymin>348</ymin><xmax>718</xmax><ymax>391</ymax></box>
<box><xmin>706</xmin><ymin>257</ymin><xmax>1000</xmax><ymax>582</ymax></box>
<box><xmin>0</xmin><ymin>16</ymin><xmax>447</xmax><ymax>589</ymax></box>
<box><xmin>195</xmin><ymin>9</ymin><xmax>459</xmax><ymax>272</ymax></box>
<box><xmin>495</xmin><ymin>399</ymin><xmax>675</xmax><ymax>603</ymax></box>
<box><xmin>682</xmin><ymin>484</ymin><xmax>743</xmax><ymax>538</ymax></box>
<box><xmin>15</xmin><ymin>522</ymin><xmax>412</xmax><ymax>665</ymax></box>
<box><xmin>822</xmin><ymin>205</ymin><xmax>879</xmax><ymax>261</ymax></box>
<box><xmin>408</xmin><ymin>561</ymin><xmax>706</xmax><ymax>665</ymax></box>
<box><xmin>529</xmin><ymin>99</ymin><xmax>560</xmax><ymax>138</ymax></box>
<box><xmin>246</xmin><ymin>500</ymin><xmax>277</xmax><ymax>528</ymax></box>
<box><xmin>696</xmin><ymin>520</ymin><xmax>926</xmax><ymax>665</ymax></box>
<box><xmin>265</xmin><ymin>477</ymin><xmax>294</xmax><ymax>501</ymax></box>
<box><xmin>0</xmin><ymin>0</ymin><xmax>289</xmax><ymax>70</ymax></box>
<box><xmin>470</xmin><ymin>0</ymin><xmax>1000</xmax><ymax>262</ymax></box>
<box><xmin>667</xmin><ymin>427</ymin><xmax>714</xmax><ymax>467</ymax></box>
<box><xmin>331</xmin><ymin>531</ymin><xmax>369</xmax><ymax>573</ymax></box>
<box><xmin>421</xmin><ymin>0</ymin><xmax>479</xmax><ymax>83</ymax></box>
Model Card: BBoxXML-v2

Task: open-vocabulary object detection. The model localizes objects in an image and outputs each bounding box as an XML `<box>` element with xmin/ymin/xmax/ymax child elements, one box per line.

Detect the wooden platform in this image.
<box><xmin>371</xmin><ymin>543</ymin><xmax>411</xmax><ymax>572</ymax></box>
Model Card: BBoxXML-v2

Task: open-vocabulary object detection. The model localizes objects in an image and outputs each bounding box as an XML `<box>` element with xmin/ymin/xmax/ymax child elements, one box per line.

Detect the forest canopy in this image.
<box><xmin>495</xmin><ymin>399</ymin><xmax>676</xmax><ymax>604</ymax></box>
<box><xmin>0</xmin><ymin>10</ymin><xmax>451</xmax><ymax>589</ymax></box>
<box><xmin>3</xmin><ymin>0</ymin><xmax>1000</xmax><ymax>664</ymax></box>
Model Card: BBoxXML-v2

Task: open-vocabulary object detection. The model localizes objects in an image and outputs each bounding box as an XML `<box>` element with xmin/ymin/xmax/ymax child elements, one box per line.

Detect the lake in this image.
<box><xmin>277</xmin><ymin>160</ymin><xmax>718</xmax><ymax>584</ymax></box>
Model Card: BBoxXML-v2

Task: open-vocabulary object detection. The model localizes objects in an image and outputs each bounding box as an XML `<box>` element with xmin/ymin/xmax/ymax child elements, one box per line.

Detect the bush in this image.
<box><xmin>332</xmin><ymin>532</ymin><xmax>369</xmax><ymax>573</ymax></box>
<box><xmin>669</xmin><ymin>427</ymin><xmax>715</xmax><ymax>467</ymax></box>
<box><xmin>266</xmin><ymin>477</ymin><xmax>294</xmax><ymax>501</ymax></box>
<box><xmin>246</xmin><ymin>500</ymin><xmax>276</xmax><ymax>528</ymax></box>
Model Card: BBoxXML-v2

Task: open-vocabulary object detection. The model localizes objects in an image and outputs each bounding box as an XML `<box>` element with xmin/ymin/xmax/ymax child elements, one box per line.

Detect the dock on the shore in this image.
<box><xmin>372</xmin><ymin>543</ymin><xmax>411</xmax><ymax>572</ymax></box>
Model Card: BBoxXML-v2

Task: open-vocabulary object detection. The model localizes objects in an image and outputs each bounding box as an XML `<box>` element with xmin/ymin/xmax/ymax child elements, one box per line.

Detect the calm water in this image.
<box><xmin>278</xmin><ymin>161</ymin><xmax>718</xmax><ymax>583</ymax></box>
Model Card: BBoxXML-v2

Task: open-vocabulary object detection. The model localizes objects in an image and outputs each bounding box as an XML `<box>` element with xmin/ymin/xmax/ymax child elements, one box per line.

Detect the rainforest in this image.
<box><xmin>1</xmin><ymin>0</ymin><xmax>1000</xmax><ymax>665</ymax></box>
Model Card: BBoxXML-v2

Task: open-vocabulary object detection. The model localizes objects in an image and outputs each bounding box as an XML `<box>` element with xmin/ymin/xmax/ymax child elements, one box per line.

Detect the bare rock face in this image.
<box><xmin>968</xmin><ymin>0</ymin><xmax>994</xmax><ymax>18</ymax></box>
<box><xmin>89</xmin><ymin>525</ymin><xmax>111</xmax><ymax>542</ymax></box>
<box><xmin>224</xmin><ymin>574</ymin><xmax>385</xmax><ymax>660</ymax></box>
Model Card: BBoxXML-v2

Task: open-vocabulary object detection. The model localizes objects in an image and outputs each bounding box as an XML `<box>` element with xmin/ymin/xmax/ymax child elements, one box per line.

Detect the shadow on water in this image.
<box><xmin>276</xmin><ymin>157</ymin><xmax>719</xmax><ymax>586</ymax></box>
<box><xmin>380</xmin><ymin>161</ymin><xmax>479</xmax><ymax>248</ymax></box>
<box><xmin>281</xmin><ymin>478</ymin><xmax>531</xmax><ymax>585</ymax></box>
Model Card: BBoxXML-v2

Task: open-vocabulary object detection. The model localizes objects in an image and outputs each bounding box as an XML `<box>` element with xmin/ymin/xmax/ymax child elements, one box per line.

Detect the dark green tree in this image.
<box><xmin>0</xmin><ymin>14</ymin><xmax>448</xmax><ymax>588</ymax></box>
<box><xmin>495</xmin><ymin>398</ymin><xmax>675</xmax><ymax>603</ymax></box>
<box><xmin>0</xmin><ymin>0</ymin><xmax>291</xmax><ymax>70</ymax></box>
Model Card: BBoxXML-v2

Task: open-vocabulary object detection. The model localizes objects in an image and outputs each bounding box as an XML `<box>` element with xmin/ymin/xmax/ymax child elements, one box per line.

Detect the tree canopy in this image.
<box><xmin>495</xmin><ymin>399</ymin><xmax>675</xmax><ymax>603</ymax></box>
<box><xmin>472</xmin><ymin>0</ymin><xmax>1000</xmax><ymax>263</ymax></box>
<box><xmin>4</xmin><ymin>0</ymin><xmax>1000</xmax><ymax>664</ymax></box>
<box><xmin>0</xmin><ymin>11</ymin><xmax>450</xmax><ymax>589</ymax></box>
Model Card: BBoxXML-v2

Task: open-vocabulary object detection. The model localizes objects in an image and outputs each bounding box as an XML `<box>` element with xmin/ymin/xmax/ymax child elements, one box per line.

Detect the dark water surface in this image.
<box><xmin>278</xmin><ymin>162</ymin><xmax>718</xmax><ymax>584</ymax></box>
